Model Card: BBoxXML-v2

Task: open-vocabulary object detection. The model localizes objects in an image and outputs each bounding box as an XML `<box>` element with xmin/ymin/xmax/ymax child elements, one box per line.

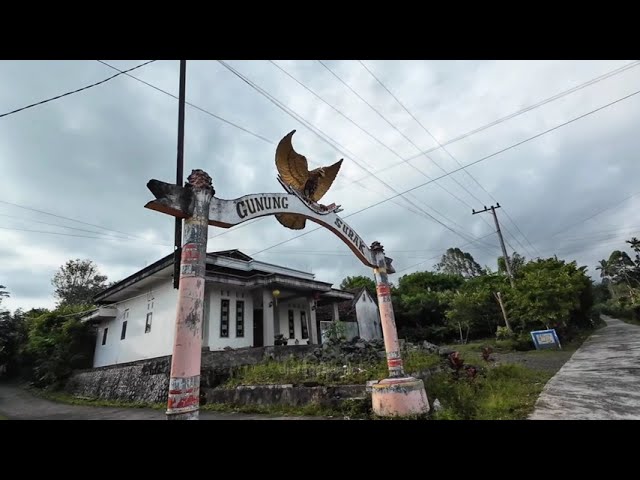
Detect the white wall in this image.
<box><xmin>355</xmin><ymin>290</ymin><xmax>382</xmax><ymax>341</ymax></box>
<box><xmin>93</xmin><ymin>279</ymin><xmax>178</xmax><ymax>368</ymax></box>
<box><xmin>206</xmin><ymin>286</ymin><xmax>254</xmax><ymax>351</ymax></box>
<box><xmin>276</xmin><ymin>298</ymin><xmax>311</xmax><ymax>346</ymax></box>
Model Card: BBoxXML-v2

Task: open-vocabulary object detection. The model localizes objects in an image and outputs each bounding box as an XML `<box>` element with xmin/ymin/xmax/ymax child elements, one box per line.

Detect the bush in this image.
<box><xmin>495</xmin><ymin>326</ymin><xmax>513</xmax><ymax>341</ymax></box>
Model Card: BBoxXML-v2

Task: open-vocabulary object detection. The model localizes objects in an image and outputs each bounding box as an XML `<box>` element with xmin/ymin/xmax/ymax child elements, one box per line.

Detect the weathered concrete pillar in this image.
<box><xmin>369</xmin><ymin>241</ymin><xmax>430</xmax><ymax>418</ymax></box>
<box><xmin>332</xmin><ymin>302</ymin><xmax>340</xmax><ymax>322</ymax></box>
<box><xmin>166</xmin><ymin>169</ymin><xmax>214</xmax><ymax>421</ymax></box>
<box><xmin>263</xmin><ymin>290</ymin><xmax>275</xmax><ymax>346</ymax></box>
<box><xmin>308</xmin><ymin>298</ymin><xmax>318</xmax><ymax>344</ymax></box>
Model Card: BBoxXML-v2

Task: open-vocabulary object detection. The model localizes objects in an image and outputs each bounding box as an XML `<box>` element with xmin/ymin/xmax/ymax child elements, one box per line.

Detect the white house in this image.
<box><xmin>82</xmin><ymin>250</ymin><xmax>379</xmax><ymax>368</ymax></box>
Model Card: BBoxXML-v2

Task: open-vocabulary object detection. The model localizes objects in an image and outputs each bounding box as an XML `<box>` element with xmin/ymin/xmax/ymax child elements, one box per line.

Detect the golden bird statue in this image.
<box><xmin>274</xmin><ymin>130</ymin><xmax>343</xmax><ymax>230</ymax></box>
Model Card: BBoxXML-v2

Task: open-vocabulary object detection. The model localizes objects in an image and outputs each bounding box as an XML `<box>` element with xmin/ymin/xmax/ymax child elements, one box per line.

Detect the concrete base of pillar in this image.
<box><xmin>371</xmin><ymin>376</ymin><xmax>430</xmax><ymax>417</ymax></box>
<box><xmin>166</xmin><ymin>409</ymin><xmax>199</xmax><ymax>420</ymax></box>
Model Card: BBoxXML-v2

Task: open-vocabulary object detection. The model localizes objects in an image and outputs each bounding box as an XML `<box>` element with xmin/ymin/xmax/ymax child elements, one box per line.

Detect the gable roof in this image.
<box><xmin>210</xmin><ymin>249</ymin><xmax>253</xmax><ymax>262</ymax></box>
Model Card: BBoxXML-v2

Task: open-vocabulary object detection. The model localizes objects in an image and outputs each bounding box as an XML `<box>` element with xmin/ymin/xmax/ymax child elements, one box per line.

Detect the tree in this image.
<box><xmin>507</xmin><ymin>257</ymin><xmax>593</xmax><ymax>333</ymax></box>
<box><xmin>498</xmin><ymin>252</ymin><xmax>526</xmax><ymax>278</ymax></box>
<box><xmin>23</xmin><ymin>306</ymin><xmax>95</xmax><ymax>387</ymax></box>
<box><xmin>51</xmin><ymin>259</ymin><xmax>108</xmax><ymax>307</ymax></box>
<box><xmin>0</xmin><ymin>285</ymin><xmax>9</xmax><ymax>306</ymax></box>
<box><xmin>435</xmin><ymin>248</ymin><xmax>486</xmax><ymax>279</ymax></box>
<box><xmin>340</xmin><ymin>275</ymin><xmax>377</xmax><ymax>296</ymax></box>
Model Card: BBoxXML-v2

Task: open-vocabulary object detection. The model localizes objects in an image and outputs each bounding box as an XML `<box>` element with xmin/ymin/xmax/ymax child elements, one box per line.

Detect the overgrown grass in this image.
<box><xmin>427</xmin><ymin>364</ymin><xmax>552</xmax><ymax>420</ymax></box>
<box><xmin>223</xmin><ymin>351</ymin><xmax>440</xmax><ymax>388</ymax></box>
<box><xmin>202</xmin><ymin>397</ymin><xmax>371</xmax><ymax>419</ymax></box>
<box><xmin>31</xmin><ymin>388</ymin><xmax>164</xmax><ymax>410</ymax></box>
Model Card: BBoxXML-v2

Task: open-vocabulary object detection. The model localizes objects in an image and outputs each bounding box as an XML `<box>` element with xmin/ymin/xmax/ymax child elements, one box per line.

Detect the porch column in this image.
<box><xmin>263</xmin><ymin>289</ymin><xmax>275</xmax><ymax>346</ymax></box>
<box><xmin>332</xmin><ymin>302</ymin><xmax>340</xmax><ymax>322</ymax></box>
<box><xmin>308</xmin><ymin>298</ymin><xmax>318</xmax><ymax>344</ymax></box>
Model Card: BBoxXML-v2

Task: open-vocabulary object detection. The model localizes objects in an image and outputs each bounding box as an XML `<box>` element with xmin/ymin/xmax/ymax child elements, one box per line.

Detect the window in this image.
<box><xmin>121</xmin><ymin>321</ymin><xmax>128</xmax><ymax>340</ymax></box>
<box><xmin>288</xmin><ymin>310</ymin><xmax>295</xmax><ymax>339</ymax></box>
<box><xmin>145</xmin><ymin>312</ymin><xmax>153</xmax><ymax>333</ymax></box>
<box><xmin>300</xmin><ymin>311</ymin><xmax>308</xmax><ymax>339</ymax></box>
<box><xmin>220</xmin><ymin>299</ymin><xmax>229</xmax><ymax>337</ymax></box>
<box><xmin>124</xmin><ymin>309</ymin><xmax>129</xmax><ymax>319</ymax></box>
<box><xmin>102</xmin><ymin>328</ymin><xmax>108</xmax><ymax>345</ymax></box>
<box><xmin>236</xmin><ymin>301</ymin><xmax>244</xmax><ymax>337</ymax></box>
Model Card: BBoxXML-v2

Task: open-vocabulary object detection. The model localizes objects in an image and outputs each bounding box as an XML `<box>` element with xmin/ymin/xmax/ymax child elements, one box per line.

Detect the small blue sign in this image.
<box><xmin>530</xmin><ymin>329</ymin><xmax>562</xmax><ymax>350</ymax></box>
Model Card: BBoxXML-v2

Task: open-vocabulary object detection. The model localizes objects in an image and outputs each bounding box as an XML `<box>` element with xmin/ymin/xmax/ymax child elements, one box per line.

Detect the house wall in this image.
<box><xmin>355</xmin><ymin>289</ymin><xmax>382</xmax><ymax>341</ymax></box>
<box><xmin>276</xmin><ymin>297</ymin><xmax>312</xmax><ymax>346</ymax></box>
<box><xmin>206</xmin><ymin>285</ymin><xmax>255</xmax><ymax>351</ymax></box>
<box><xmin>92</xmin><ymin>279</ymin><xmax>178</xmax><ymax>368</ymax></box>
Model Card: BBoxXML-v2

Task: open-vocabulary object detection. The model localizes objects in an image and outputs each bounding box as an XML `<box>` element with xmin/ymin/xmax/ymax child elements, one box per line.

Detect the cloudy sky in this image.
<box><xmin>1</xmin><ymin>59</ymin><xmax>639</xmax><ymax>312</ymax></box>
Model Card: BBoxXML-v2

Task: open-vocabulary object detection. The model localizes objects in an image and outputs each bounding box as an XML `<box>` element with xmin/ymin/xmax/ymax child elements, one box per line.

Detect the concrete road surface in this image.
<box><xmin>0</xmin><ymin>383</ymin><xmax>326</xmax><ymax>420</ymax></box>
<box><xmin>530</xmin><ymin>315</ymin><xmax>640</xmax><ymax>420</ymax></box>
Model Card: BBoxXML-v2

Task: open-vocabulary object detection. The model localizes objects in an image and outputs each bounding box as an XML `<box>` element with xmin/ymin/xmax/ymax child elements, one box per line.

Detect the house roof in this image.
<box><xmin>315</xmin><ymin>286</ymin><xmax>377</xmax><ymax>322</ymax></box>
<box><xmin>93</xmin><ymin>249</ymin><xmax>354</xmax><ymax>304</ymax></box>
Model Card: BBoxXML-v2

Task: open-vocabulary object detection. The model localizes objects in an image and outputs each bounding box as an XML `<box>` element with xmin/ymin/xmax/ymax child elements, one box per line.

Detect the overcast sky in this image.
<box><xmin>1</xmin><ymin>59</ymin><xmax>639</xmax><ymax>312</ymax></box>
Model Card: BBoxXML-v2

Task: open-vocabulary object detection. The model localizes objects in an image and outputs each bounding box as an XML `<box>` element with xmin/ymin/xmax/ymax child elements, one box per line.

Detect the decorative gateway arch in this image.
<box><xmin>145</xmin><ymin>130</ymin><xmax>429</xmax><ymax>420</ymax></box>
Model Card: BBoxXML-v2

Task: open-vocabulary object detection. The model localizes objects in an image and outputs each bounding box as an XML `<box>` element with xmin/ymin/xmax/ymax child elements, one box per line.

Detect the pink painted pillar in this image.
<box><xmin>166</xmin><ymin>169</ymin><xmax>213</xmax><ymax>420</ymax></box>
<box><xmin>370</xmin><ymin>241</ymin><xmax>429</xmax><ymax>417</ymax></box>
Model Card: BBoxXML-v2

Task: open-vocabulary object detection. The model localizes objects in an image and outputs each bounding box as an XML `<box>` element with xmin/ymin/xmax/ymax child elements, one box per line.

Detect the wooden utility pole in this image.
<box><xmin>174</xmin><ymin>60</ymin><xmax>187</xmax><ymax>289</ymax></box>
<box><xmin>473</xmin><ymin>203</ymin><xmax>515</xmax><ymax>288</ymax></box>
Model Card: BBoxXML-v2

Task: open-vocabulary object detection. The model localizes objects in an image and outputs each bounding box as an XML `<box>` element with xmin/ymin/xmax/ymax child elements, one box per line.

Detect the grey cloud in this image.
<box><xmin>1</xmin><ymin>59</ymin><xmax>639</xmax><ymax>312</ymax></box>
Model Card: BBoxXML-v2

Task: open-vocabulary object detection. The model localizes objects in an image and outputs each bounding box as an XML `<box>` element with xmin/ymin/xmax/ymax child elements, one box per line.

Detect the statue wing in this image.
<box><xmin>309</xmin><ymin>159</ymin><xmax>343</xmax><ymax>202</ymax></box>
<box><xmin>275</xmin><ymin>213</ymin><xmax>307</xmax><ymax>230</ymax></box>
<box><xmin>275</xmin><ymin>130</ymin><xmax>309</xmax><ymax>191</ymax></box>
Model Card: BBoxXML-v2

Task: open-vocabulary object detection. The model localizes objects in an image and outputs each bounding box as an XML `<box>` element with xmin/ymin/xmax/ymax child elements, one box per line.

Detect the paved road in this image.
<box><xmin>530</xmin><ymin>316</ymin><xmax>640</xmax><ymax>420</ymax></box>
<box><xmin>0</xmin><ymin>383</ymin><xmax>324</xmax><ymax>420</ymax></box>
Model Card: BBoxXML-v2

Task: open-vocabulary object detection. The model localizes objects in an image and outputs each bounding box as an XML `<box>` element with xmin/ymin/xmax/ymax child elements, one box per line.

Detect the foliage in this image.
<box><xmin>223</xmin><ymin>351</ymin><xmax>440</xmax><ymax>388</ymax></box>
<box><xmin>22</xmin><ymin>306</ymin><xmax>96</xmax><ymax>387</ymax></box>
<box><xmin>506</xmin><ymin>257</ymin><xmax>593</xmax><ymax>334</ymax></box>
<box><xmin>427</xmin><ymin>363</ymin><xmax>552</xmax><ymax>420</ymax></box>
<box><xmin>435</xmin><ymin>248</ymin><xmax>486</xmax><ymax>279</ymax></box>
<box><xmin>51</xmin><ymin>259</ymin><xmax>108</xmax><ymax>308</ymax></box>
<box><xmin>495</xmin><ymin>326</ymin><xmax>513</xmax><ymax>340</ymax></box>
<box><xmin>339</xmin><ymin>275</ymin><xmax>377</xmax><ymax>296</ymax></box>
<box><xmin>497</xmin><ymin>252</ymin><xmax>526</xmax><ymax>278</ymax></box>
<box><xmin>0</xmin><ymin>309</ymin><xmax>27</xmax><ymax>376</ymax></box>
<box><xmin>322</xmin><ymin>321</ymin><xmax>348</xmax><ymax>342</ymax></box>
<box><xmin>0</xmin><ymin>285</ymin><xmax>9</xmax><ymax>305</ymax></box>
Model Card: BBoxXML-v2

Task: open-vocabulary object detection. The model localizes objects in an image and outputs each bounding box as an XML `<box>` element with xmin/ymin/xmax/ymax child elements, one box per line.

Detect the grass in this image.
<box><xmin>0</xmin><ymin>414</ymin><xmax>7</xmax><ymax>420</ymax></box>
<box><xmin>427</xmin><ymin>363</ymin><xmax>553</xmax><ymax>420</ymax></box>
<box><xmin>223</xmin><ymin>350</ymin><xmax>440</xmax><ymax>388</ymax></box>
<box><xmin>202</xmin><ymin>398</ymin><xmax>371</xmax><ymax>419</ymax></box>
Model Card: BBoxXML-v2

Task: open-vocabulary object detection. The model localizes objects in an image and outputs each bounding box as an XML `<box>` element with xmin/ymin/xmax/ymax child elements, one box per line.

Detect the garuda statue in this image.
<box><xmin>274</xmin><ymin>130</ymin><xmax>343</xmax><ymax>230</ymax></box>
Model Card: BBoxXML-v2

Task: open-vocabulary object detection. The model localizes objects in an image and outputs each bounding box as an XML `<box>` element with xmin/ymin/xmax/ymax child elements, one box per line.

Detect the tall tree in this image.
<box><xmin>51</xmin><ymin>259</ymin><xmax>108</xmax><ymax>307</ymax></box>
<box><xmin>340</xmin><ymin>275</ymin><xmax>377</xmax><ymax>296</ymax></box>
<box><xmin>498</xmin><ymin>252</ymin><xmax>526</xmax><ymax>278</ymax></box>
<box><xmin>0</xmin><ymin>285</ymin><xmax>9</xmax><ymax>305</ymax></box>
<box><xmin>435</xmin><ymin>248</ymin><xmax>486</xmax><ymax>279</ymax></box>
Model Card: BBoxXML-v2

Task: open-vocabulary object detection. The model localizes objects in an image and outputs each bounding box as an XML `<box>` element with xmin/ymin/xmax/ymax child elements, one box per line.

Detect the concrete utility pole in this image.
<box><xmin>369</xmin><ymin>241</ymin><xmax>429</xmax><ymax>417</ymax></box>
<box><xmin>473</xmin><ymin>203</ymin><xmax>515</xmax><ymax>288</ymax></box>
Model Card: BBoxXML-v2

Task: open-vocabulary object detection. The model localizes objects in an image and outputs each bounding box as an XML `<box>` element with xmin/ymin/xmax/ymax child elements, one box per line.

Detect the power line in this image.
<box><xmin>338</xmin><ymin>59</ymin><xmax>640</xmax><ymax>196</ymax></box>
<box><xmin>547</xmin><ymin>190</ymin><xmax>640</xmax><ymax>240</ymax></box>
<box><xmin>269</xmin><ymin>60</ymin><xmax>483</xmax><ymax>218</ymax></box>
<box><xmin>401</xmin><ymin>60</ymin><xmax>640</xmax><ymax>163</ymax></box>
<box><xmin>96</xmin><ymin>60</ymin><xmax>274</xmax><ymax>145</ymax></box>
<box><xmin>358</xmin><ymin>59</ymin><xmax>535</xmax><ymax>257</ymax></box>
<box><xmin>0</xmin><ymin>199</ymin><xmax>152</xmax><ymax>243</ymax></box>
<box><xmin>0</xmin><ymin>225</ymin><xmax>170</xmax><ymax>247</ymax></box>
<box><xmin>248</xmin><ymin>84</ymin><xmax>640</xmax><ymax>258</ymax></box>
<box><xmin>1</xmin><ymin>60</ymin><xmax>157</xmax><ymax>119</ymax></box>
<box><xmin>0</xmin><ymin>212</ymin><xmax>133</xmax><ymax>239</ymax></box>
<box><xmin>219</xmin><ymin>60</ymin><xmax>497</xmax><ymax>252</ymax></box>
<box><xmin>394</xmin><ymin>232</ymin><xmax>497</xmax><ymax>275</ymax></box>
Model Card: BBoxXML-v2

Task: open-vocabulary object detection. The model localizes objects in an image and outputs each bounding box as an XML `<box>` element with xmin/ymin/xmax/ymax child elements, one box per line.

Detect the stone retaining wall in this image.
<box><xmin>64</xmin><ymin>345</ymin><xmax>314</xmax><ymax>403</ymax></box>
